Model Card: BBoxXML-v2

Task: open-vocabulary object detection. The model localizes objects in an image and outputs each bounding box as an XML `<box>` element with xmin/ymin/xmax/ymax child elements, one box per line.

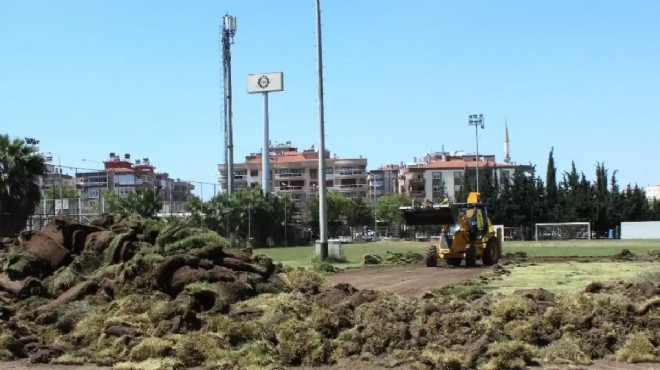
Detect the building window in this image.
<box><xmin>326</xmin><ymin>168</ymin><xmax>334</xmax><ymax>174</ymax></box>
<box><xmin>501</xmin><ymin>170</ymin><xmax>510</xmax><ymax>183</ymax></box>
<box><xmin>454</xmin><ymin>185</ymin><xmax>461</xmax><ymax>193</ymax></box>
<box><xmin>454</xmin><ymin>171</ymin><xmax>462</xmax><ymax>182</ymax></box>
<box><xmin>89</xmin><ymin>189</ymin><xmax>99</xmax><ymax>198</ymax></box>
<box><xmin>433</xmin><ymin>185</ymin><xmax>443</xmax><ymax>193</ymax></box>
<box><xmin>432</xmin><ymin>172</ymin><xmax>442</xmax><ymax>180</ymax></box>
<box><xmin>250</xmin><ymin>169</ymin><xmax>258</xmax><ymax>177</ymax></box>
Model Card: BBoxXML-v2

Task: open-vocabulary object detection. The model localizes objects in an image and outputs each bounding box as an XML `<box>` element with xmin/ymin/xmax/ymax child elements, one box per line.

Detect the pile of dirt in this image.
<box><xmin>1</xmin><ymin>215</ymin><xmax>659</xmax><ymax>369</ymax></box>
<box><xmin>503</xmin><ymin>251</ymin><xmax>528</xmax><ymax>259</ymax></box>
<box><xmin>362</xmin><ymin>251</ymin><xmax>424</xmax><ymax>265</ymax></box>
<box><xmin>613</xmin><ymin>249</ymin><xmax>637</xmax><ymax>261</ymax></box>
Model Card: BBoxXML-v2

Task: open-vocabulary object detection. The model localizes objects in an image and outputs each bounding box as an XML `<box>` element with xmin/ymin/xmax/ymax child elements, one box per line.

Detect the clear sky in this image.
<box><xmin>2</xmin><ymin>0</ymin><xmax>659</xmax><ymax>196</ymax></box>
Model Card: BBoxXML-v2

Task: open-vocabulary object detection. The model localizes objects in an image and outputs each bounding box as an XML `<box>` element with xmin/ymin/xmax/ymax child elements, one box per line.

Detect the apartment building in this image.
<box><xmin>397</xmin><ymin>151</ymin><xmax>531</xmax><ymax>202</ymax></box>
<box><xmin>367</xmin><ymin>164</ymin><xmax>400</xmax><ymax>200</ymax></box>
<box><xmin>218</xmin><ymin>141</ymin><xmax>368</xmax><ymax>212</ymax></box>
<box><xmin>76</xmin><ymin>153</ymin><xmax>194</xmax><ymax>213</ymax></box>
<box><xmin>646</xmin><ymin>185</ymin><xmax>660</xmax><ymax>201</ymax></box>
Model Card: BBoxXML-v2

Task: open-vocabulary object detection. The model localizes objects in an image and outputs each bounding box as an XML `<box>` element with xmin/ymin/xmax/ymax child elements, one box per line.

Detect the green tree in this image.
<box><xmin>105</xmin><ymin>187</ymin><xmax>163</xmax><ymax>218</ymax></box>
<box><xmin>0</xmin><ymin>134</ymin><xmax>46</xmax><ymax>236</ymax></box>
<box><xmin>43</xmin><ymin>185</ymin><xmax>77</xmax><ymax>199</ymax></box>
<box><xmin>308</xmin><ymin>190</ymin><xmax>352</xmax><ymax>221</ymax></box>
<box><xmin>545</xmin><ymin>148</ymin><xmax>558</xmax><ymax>220</ymax></box>
<box><xmin>374</xmin><ymin>194</ymin><xmax>411</xmax><ymax>236</ymax></box>
<box><xmin>346</xmin><ymin>198</ymin><xmax>374</xmax><ymax>228</ymax></box>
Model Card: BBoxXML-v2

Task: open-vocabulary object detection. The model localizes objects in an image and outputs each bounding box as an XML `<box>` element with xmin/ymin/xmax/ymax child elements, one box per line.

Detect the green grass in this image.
<box><xmin>504</xmin><ymin>239</ymin><xmax>660</xmax><ymax>257</ymax></box>
<box><xmin>486</xmin><ymin>261</ymin><xmax>652</xmax><ymax>293</ymax></box>
<box><xmin>255</xmin><ymin>241</ymin><xmax>428</xmax><ymax>268</ymax></box>
<box><xmin>255</xmin><ymin>239</ymin><xmax>660</xmax><ymax>268</ymax></box>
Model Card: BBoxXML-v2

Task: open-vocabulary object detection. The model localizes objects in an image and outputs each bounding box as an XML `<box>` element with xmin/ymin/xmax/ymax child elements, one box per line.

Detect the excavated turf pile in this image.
<box><xmin>362</xmin><ymin>251</ymin><xmax>425</xmax><ymax>265</ymax></box>
<box><xmin>1</xmin><ymin>216</ymin><xmax>659</xmax><ymax>370</ymax></box>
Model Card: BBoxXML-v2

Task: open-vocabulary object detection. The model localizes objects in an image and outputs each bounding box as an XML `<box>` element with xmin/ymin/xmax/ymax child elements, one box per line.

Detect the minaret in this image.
<box><xmin>504</xmin><ymin>118</ymin><xmax>511</xmax><ymax>163</ymax></box>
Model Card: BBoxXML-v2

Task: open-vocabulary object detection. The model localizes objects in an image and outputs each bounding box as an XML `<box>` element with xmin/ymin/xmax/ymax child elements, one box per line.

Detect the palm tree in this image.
<box><xmin>0</xmin><ymin>134</ymin><xmax>46</xmax><ymax>236</ymax></box>
<box><xmin>105</xmin><ymin>187</ymin><xmax>163</xmax><ymax>218</ymax></box>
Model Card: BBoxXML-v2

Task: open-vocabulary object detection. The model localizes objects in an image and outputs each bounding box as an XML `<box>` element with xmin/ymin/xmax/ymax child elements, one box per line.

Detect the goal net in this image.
<box><xmin>535</xmin><ymin>222</ymin><xmax>591</xmax><ymax>241</ymax></box>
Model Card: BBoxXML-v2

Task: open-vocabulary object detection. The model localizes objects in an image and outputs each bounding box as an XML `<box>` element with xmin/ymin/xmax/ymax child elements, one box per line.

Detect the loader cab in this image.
<box><xmin>455</xmin><ymin>203</ymin><xmax>489</xmax><ymax>242</ymax></box>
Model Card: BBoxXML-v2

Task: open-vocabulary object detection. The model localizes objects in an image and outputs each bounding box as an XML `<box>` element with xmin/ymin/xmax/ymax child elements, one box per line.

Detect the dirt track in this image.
<box><xmin>327</xmin><ymin>264</ymin><xmax>487</xmax><ymax>297</ymax></box>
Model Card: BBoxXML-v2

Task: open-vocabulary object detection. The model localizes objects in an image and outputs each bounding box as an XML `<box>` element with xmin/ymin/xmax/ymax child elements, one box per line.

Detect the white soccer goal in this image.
<box><xmin>535</xmin><ymin>222</ymin><xmax>591</xmax><ymax>241</ymax></box>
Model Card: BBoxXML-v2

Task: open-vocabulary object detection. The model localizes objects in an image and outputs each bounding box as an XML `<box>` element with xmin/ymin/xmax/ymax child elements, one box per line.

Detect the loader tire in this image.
<box><xmin>482</xmin><ymin>239</ymin><xmax>499</xmax><ymax>266</ymax></box>
<box><xmin>447</xmin><ymin>258</ymin><xmax>462</xmax><ymax>267</ymax></box>
<box><xmin>465</xmin><ymin>244</ymin><xmax>477</xmax><ymax>267</ymax></box>
<box><xmin>426</xmin><ymin>245</ymin><xmax>438</xmax><ymax>267</ymax></box>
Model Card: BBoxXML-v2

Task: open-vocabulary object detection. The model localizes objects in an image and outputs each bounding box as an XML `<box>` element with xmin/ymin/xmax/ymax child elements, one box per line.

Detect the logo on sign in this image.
<box><xmin>257</xmin><ymin>75</ymin><xmax>270</xmax><ymax>89</ymax></box>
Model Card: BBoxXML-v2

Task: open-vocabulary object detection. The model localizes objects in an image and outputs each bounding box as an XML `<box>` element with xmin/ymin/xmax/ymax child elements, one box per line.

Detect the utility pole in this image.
<box><xmin>222</xmin><ymin>14</ymin><xmax>237</xmax><ymax>195</ymax></box>
<box><xmin>316</xmin><ymin>0</ymin><xmax>328</xmax><ymax>260</ymax></box>
<box><xmin>468</xmin><ymin>114</ymin><xmax>484</xmax><ymax>193</ymax></box>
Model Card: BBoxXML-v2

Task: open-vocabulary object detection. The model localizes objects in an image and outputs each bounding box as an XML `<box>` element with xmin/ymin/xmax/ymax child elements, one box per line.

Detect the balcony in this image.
<box><xmin>275</xmin><ymin>185</ymin><xmax>305</xmax><ymax>192</ymax></box>
<box><xmin>335</xmin><ymin>184</ymin><xmax>367</xmax><ymax>191</ymax></box>
<box><xmin>410</xmin><ymin>190</ymin><xmax>425</xmax><ymax>198</ymax></box>
<box><xmin>274</xmin><ymin>172</ymin><xmax>304</xmax><ymax>179</ymax></box>
<box><xmin>334</xmin><ymin>169</ymin><xmax>366</xmax><ymax>178</ymax></box>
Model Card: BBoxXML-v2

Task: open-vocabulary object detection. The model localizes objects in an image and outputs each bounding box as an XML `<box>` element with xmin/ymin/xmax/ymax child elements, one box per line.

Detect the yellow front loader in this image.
<box><xmin>400</xmin><ymin>192</ymin><xmax>502</xmax><ymax>267</ymax></box>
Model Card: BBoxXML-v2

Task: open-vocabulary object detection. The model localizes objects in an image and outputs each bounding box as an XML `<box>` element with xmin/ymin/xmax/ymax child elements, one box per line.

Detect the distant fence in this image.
<box><xmin>620</xmin><ymin>221</ymin><xmax>660</xmax><ymax>239</ymax></box>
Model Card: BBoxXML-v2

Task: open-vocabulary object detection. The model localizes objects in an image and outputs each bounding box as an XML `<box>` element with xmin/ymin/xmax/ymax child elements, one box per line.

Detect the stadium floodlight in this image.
<box><xmin>468</xmin><ymin>114</ymin><xmax>485</xmax><ymax>192</ymax></box>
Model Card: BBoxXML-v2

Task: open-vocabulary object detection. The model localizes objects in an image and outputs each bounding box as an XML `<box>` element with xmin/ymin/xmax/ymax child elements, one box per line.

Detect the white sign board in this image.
<box><xmin>247</xmin><ymin>72</ymin><xmax>284</xmax><ymax>93</ymax></box>
<box><xmin>621</xmin><ymin>221</ymin><xmax>660</xmax><ymax>239</ymax></box>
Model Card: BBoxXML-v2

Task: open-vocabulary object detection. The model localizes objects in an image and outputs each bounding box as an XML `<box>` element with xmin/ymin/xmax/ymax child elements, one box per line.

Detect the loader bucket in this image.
<box><xmin>401</xmin><ymin>207</ymin><xmax>455</xmax><ymax>226</ymax></box>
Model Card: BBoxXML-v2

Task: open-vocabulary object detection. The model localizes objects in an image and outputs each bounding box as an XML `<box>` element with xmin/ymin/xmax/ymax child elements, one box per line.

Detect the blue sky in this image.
<box><xmin>2</xmin><ymin>0</ymin><xmax>659</xmax><ymax>195</ymax></box>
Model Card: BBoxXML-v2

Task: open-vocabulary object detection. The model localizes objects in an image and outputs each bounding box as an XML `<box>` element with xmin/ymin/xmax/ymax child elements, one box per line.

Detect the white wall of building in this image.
<box><xmin>621</xmin><ymin>221</ymin><xmax>660</xmax><ymax>239</ymax></box>
<box><xmin>646</xmin><ymin>185</ymin><xmax>660</xmax><ymax>200</ymax></box>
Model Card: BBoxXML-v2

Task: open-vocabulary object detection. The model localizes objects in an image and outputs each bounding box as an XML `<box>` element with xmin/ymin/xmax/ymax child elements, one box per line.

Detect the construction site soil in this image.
<box><xmin>0</xmin><ymin>215</ymin><xmax>658</xmax><ymax>370</ymax></box>
<box><xmin>328</xmin><ymin>265</ymin><xmax>487</xmax><ymax>297</ymax></box>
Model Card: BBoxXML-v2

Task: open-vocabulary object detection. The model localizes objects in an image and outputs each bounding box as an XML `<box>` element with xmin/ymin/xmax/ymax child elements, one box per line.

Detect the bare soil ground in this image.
<box><xmin>327</xmin><ymin>264</ymin><xmax>487</xmax><ymax>297</ymax></box>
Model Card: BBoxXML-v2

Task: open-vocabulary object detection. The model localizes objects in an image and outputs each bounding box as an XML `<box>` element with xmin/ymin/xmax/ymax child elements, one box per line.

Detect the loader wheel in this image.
<box><xmin>482</xmin><ymin>239</ymin><xmax>499</xmax><ymax>266</ymax></box>
<box><xmin>465</xmin><ymin>244</ymin><xmax>477</xmax><ymax>267</ymax></box>
<box><xmin>426</xmin><ymin>245</ymin><xmax>439</xmax><ymax>267</ymax></box>
<box><xmin>446</xmin><ymin>258</ymin><xmax>462</xmax><ymax>267</ymax></box>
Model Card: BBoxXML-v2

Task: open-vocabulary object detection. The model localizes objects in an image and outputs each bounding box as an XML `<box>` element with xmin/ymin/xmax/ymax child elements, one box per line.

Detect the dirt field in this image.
<box><xmin>328</xmin><ymin>264</ymin><xmax>487</xmax><ymax>297</ymax></box>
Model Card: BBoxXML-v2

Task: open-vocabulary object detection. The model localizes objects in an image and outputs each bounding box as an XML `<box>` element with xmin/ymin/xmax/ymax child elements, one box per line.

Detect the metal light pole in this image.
<box><xmin>316</xmin><ymin>0</ymin><xmax>328</xmax><ymax>260</ymax></box>
<box><xmin>45</xmin><ymin>152</ymin><xmax>63</xmax><ymax>212</ymax></box>
<box><xmin>468</xmin><ymin>114</ymin><xmax>485</xmax><ymax>193</ymax></box>
<box><xmin>222</xmin><ymin>14</ymin><xmax>237</xmax><ymax>195</ymax></box>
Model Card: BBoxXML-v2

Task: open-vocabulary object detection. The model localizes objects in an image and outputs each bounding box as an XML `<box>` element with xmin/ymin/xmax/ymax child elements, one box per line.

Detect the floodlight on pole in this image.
<box><xmin>222</xmin><ymin>14</ymin><xmax>237</xmax><ymax>195</ymax></box>
<box><xmin>468</xmin><ymin>114</ymin><xmax>484</xmax><ymax>193</ymax></box>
